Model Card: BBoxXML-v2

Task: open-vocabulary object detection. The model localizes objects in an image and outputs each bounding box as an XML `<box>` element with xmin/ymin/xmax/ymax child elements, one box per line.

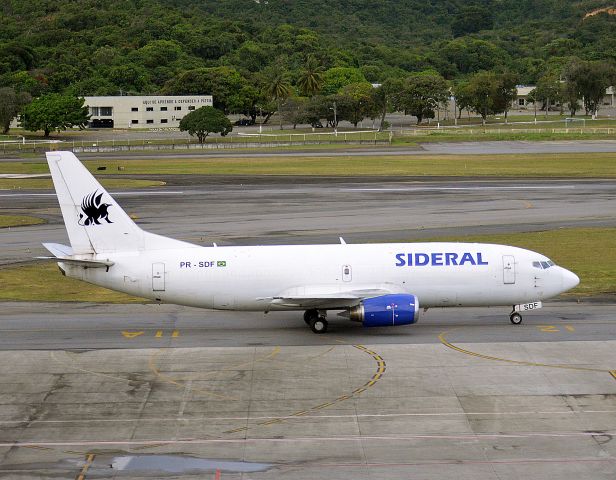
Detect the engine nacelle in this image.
<box><xmin>349</xmin><ymin>294</ymin><xmax>419</xmax><ymax>327</ymax></box>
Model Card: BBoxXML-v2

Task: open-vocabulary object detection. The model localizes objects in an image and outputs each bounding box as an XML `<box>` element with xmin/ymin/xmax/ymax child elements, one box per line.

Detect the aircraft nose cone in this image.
<box><xmin>561</xmin><ymin>268</ymin><xmax>580</xmax><ymax>291</ymax></box>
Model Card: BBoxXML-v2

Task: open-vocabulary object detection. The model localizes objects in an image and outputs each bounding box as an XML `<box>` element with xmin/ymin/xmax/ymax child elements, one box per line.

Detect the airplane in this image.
<box><xmin>40</xmin><ymin>151</ymin><xmax>580</xmax><ymax>334</ymax></box>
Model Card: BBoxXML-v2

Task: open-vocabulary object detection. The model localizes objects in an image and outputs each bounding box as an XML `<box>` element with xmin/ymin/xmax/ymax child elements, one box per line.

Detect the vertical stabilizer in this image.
<box><xmin>46</xmin><ymin>151</ymin><xmax>145</xmax><ymax>253</ymax></box>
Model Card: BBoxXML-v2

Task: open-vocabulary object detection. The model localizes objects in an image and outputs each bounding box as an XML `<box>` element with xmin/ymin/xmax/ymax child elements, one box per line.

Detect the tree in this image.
<box><xmin>465</xmin><ymin>72</ymin><xmax>498</xmax><ymax>125</ymax></box>
<box><xmin>526</xmin><ymin>88</ymin><xmax>539</xmax><ymax>123</ymax></box>
<box><xmin>398</xmin><ymin>73</ymin><xmax>449</xmax><ymax>124</ymax></box>
<box><xmin>440</xmin><ymin>38</ymin><xmax>507</xmax><ymax>76</ymax></box>
<box><xmin>321</xmin><ymin>67</ymin><xmax>366</xmax><ymax>96</ymax></box>
<box><xmin>263</xmin><ymin>68</ymin><xmax>292</xmax><ymax>130</ymax></box>
<box><xmin>533</xmin><ymin>73</ymin><xmax>562</xmax><ymax>118</ymax></box>
<box><xmin>451</xmin><ymin>6</ymin><xmax>494</xmax><ymax>37</ymax></box>
<box><xmin>374</xmin><ymin>78</ymin><xmax>403</xmax><ymax>131</ymax></box>
<box><xmin>179</xmin><ymin>106</ymin><xmax>232</xmax><ymax>143</ymax></box>
<box><xmin>338</xmin><ymin>82</ymin><xmax>378</xmax><ymax>127</ymax></box>
<box><xmin>21</xmin><ymin>94</ymin><xmax>89</xmax><ymax>137</ymax></box>
<box><xmin>281</xmin><ymin>96</ymin><xmax>309</xmax><ymax>129</ymax></box>
<box><xmin>0</xmin><ymin>87</ymin><xmax>31</xmax><ymax>133</ymax></box>
<box><xmin>495</xmin><ymin>73</ymin><xmax>518</xmax><ymax>124</ymax></box>
<box><xmin>163</xmin><ymin>67</ymin><xmax>247</xmax><ymax>114</ymax></box>
<box><xmin>297</xmin><ymin>55</ymin><xmax>324</xmax><ymax>97</ymax></box>
<box><xmin>464</xmin><ymin>72</ymin><xmax>518</xmax><ymax>125</ymax></box>
<box><xmin>452</xmin><ymin>81</ymin><xmax>473</xmax><ymax>120</ymax></box>
<box><xmin>567</xmin><ymin>60</ymin><xmax>616</xmax><ymax>117</ymax></box>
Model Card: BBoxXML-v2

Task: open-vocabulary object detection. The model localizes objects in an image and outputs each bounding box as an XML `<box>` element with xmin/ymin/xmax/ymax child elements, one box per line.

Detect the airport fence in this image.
<box><xmin>0</xmin><ymin>130</ymin><xmax>391</xmax><ymax>155</ymax></box>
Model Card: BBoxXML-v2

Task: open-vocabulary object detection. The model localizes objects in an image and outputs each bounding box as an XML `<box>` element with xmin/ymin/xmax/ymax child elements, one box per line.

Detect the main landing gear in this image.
<box><xmin>304</xmin><ymin>309</ymin><xmax>328</xmax><ymax>334</ymax></box>
<box><xmin>509</xmin><ymin>310</ymin><xmax>523</xmax><ymax>325</ymax></box>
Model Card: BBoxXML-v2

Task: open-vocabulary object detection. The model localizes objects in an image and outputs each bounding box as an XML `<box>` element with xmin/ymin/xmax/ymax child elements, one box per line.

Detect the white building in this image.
<box><xmin>84</xmin><ymin>95</ymin><xmax>213</xmax><ymax>128</ymax></box>
<box><xmin>513</xmin><ymin>85</ymin><xmax>615</xmax><ymax>110</ymax></box>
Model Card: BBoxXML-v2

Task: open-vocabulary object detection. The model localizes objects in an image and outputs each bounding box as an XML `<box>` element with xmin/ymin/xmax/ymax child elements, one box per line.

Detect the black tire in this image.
<box><xmin>510</xmin><ymin>312</ymin><xmax>523</xmax><ymax>325</ymax></box>
<box><xmin>310</xmin><ymin>317</ymin><xmax>328</xmax><ymax>334</ymax></box>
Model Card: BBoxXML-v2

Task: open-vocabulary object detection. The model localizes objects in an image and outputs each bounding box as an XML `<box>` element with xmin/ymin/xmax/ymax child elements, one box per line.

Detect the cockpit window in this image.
<box><xmin>533</xmin><ymin>260</ymin><xmax>555</xmax><ymax>269</ymax></box>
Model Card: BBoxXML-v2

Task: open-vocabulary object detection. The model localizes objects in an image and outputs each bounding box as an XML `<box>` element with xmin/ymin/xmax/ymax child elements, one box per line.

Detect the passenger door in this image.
<box><xmin>502</xmin><ymin>256</ymin><xmax>515</xmax><ymax>284</ymax></box>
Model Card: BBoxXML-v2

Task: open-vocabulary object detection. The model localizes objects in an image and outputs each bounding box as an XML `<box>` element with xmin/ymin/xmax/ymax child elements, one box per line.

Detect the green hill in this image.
<box><xmin>1</xmin><ymin>0</ymin><xmax>614</xmax><ymax>95</ymax></box>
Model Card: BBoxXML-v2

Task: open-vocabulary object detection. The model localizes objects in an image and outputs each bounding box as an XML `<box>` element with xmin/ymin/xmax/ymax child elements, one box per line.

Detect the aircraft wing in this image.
<box><xmin>259</xmin><ymin>283</ymin><xmax>407</xmax><ymax>309</ymax></box>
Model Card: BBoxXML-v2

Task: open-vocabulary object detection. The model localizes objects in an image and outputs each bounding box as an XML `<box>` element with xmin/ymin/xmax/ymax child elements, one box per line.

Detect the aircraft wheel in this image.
<box><xmin>310</xmin><ymin>317</ymin><xmax>328</xmax><ymax>334</ymax></box>
<box><xmin>510</xmin><ymin>312</ymin><xmax>523</xmax><ymax>325</ymax></box>
<box><xmin>304</xmin><ymin>309</ymin><xmax>318</xmax><ymax>325</ymax></box>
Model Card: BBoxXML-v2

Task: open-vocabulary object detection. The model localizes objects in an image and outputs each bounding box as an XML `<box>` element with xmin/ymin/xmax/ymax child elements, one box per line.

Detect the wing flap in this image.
<box><xmin>259</xmin><ymin>283</ymin><xmax>407</xmax><ymax>309</ymax></box>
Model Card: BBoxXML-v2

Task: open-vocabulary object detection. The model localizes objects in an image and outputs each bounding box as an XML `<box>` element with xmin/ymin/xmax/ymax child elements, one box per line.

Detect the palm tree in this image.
<box><xmin>265</xmin><ymin>70</ymin><xmax>292</xmax><ymax>130</ymax></box>
<box><xmin>297</xmin><ymin>56</ymin><xmax>324</xmax><ymax>97</ymax></box>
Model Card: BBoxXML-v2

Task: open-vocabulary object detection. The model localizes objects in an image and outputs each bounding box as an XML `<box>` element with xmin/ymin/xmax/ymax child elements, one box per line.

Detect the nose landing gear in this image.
<box><xmin>510</xmin><ymin>311</ymin><xmax>523</xmax><ymax>325</ymax></box>
<box><xmin>304</xmin><ymin>309</ymin><xmax>328</xmax><ymax>333</ymax></box>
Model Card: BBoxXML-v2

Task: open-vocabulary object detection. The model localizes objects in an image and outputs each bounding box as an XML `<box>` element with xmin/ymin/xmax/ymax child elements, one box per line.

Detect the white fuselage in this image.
<box><xmin>60</xmin><ymin>242</ymin><xmax>576</xmax><ymax>311</ymax></box>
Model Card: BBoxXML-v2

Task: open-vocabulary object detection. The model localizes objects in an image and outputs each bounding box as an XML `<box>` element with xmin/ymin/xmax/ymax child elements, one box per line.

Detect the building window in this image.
<box><xmin>146</xmin><ymin>119</ymin><xmax>154</xmax><ymax>124</ymax></box>
<box><xmin>90</xmin><ymin>107</ymin><xmax>99</xmax><ymax>116</ymax></box>
<box><xmin>131</xmin><ymin>119</ymin><xmax>138</xmax><ymax>124</ymax></box>
<box><xmin>146</xmin><ymin>107</ymin><xmax>154</xmax><ymax>112</ymax></box>
<box><xmin>518</xmin><ymin>98</ymin><xmax>525</xmax><ymax>106</ymax></box>
<box><xmin>100</xmin><ymin>107</ymin><xmax>112</xmax><ymax>116</ymax></box>
<box><xmin>174</xmin><ymin>106</ymin><xmax>181</xmax><ymax>111</ymax></box>
<box><xmin>161</xmin><ymin>106</ymin><xmax>167</xmax><ymax>111</ymax></box>
<box><xmin>161</xmin><ymin>119</ymin><xmax>168</xmax><ymax>124</ymax></box>
<box><xmin>131</xmin><ymin>107</ymin><xmax>138</xmax><ymax>112</ymax></box>
<box><xmin>188</xmin><ymin>106</ymin><xmax>196</xmax><ymax>111</ymax></box>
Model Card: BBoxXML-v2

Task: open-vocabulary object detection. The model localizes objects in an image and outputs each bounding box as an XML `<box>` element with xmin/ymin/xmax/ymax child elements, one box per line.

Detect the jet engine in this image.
<box><xmin>348</xmin><ymin>294</ymin><xmax>419</xmax><ymax>327</ymax></box>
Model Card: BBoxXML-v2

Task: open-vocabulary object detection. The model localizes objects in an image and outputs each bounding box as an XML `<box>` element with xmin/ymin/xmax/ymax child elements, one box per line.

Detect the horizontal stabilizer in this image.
<box><xmin>38</xmin><ymin>242</ymin><xmax>114</xmax><ymax>268</ymax></box>
<box><xmin>36</xmin><ymin>256</ymin><xmax>114</xmax><ymax>268</ymax></box>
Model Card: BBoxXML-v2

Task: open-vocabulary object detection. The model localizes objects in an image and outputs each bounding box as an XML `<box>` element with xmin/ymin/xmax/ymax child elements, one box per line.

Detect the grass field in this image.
<box><xmin>0</xmin><ymin>153</ymin><xmax>615</xmax><ymax>178</ymax></box>
<box><xmin>0</xmin><ymin>215</ymin><xmax>45</xmax><ymax>228</ymax></box>
<box><xmin>0</xmin><ymin>177</ymin><xmax>165</xmax><ymax>190</ymax></box>
<box><xmin>0</xmin><ymin>263</ymin><xmax>144</xmax><ymax>303</ymax></box>
<box><xmin>0</xmin><ymin>227</ymin><xmax>612</xmax><ymax>303</ymax></box>
<box><xmin>396</xmin><ymin>130</ymin><xmax>616</xmax><ymax>144</ymax></box>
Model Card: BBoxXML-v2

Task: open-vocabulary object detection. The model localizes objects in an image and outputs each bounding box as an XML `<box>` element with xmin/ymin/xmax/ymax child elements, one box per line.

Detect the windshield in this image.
<box><xmin>532</xmin><ymin>260</ymin><xmax>555</xmax><ymax>269</ymax></box>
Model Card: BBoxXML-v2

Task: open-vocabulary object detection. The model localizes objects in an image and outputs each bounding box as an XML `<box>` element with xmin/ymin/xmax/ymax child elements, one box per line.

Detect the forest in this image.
<box><xmin>1</xmin><ymin>0</ymin><xmax>615</xmax><ymax>131</ymax></box>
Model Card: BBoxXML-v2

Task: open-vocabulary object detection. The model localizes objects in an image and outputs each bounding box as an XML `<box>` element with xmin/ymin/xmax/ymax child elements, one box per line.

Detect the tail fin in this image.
<box><xmin>46</xmin><ymin>151</ymin><xmax>192</xmax><ymax>254</ymax></box>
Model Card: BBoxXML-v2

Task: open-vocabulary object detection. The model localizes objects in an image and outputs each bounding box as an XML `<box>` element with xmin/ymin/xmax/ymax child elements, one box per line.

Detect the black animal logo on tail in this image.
<box><xmin>78</xmin><ymin>190</ymin><xmax>113</xmax><ymax>226</ymax></box>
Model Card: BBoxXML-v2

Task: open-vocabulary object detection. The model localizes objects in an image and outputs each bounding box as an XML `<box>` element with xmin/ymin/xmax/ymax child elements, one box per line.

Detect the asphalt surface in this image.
<box><xmin>0</xmin><ymin>303</ymin><xmax>615</xmax><ymax>479</ymax></box>
<box><xmin>0</xmin><ymin>302</ymin><xmax>613</xmax><ymax>351</ymax></box>
<box><xmin>1</xmin><ymin>155</ymin><xmax>616</xmax><ymax>479</ymax></box>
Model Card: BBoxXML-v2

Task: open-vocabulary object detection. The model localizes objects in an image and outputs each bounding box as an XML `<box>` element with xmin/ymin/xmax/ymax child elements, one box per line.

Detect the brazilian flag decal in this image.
<box><xmin>217</xmin><ymin>261</ymin><xmax>227</xmax><ymax>267</ymax></box>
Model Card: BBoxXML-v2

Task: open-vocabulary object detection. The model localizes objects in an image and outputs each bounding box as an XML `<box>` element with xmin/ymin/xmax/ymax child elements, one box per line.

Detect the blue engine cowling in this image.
<box><xmin>349</xmin><ymin>294</ymin><xmax>419</xmax><ymax>327</ymax></box>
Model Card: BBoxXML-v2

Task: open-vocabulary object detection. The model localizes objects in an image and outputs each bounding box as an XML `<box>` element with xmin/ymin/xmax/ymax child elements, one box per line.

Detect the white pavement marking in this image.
<box><xmin>2</xmin><ymin>431</ymin><xmax>616</xmax><ymax>448</ymax></box>
<box><xmin>0</xmin><ymin>410</ymin><xmax>615</xmax><ymax>425</ymax></box>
